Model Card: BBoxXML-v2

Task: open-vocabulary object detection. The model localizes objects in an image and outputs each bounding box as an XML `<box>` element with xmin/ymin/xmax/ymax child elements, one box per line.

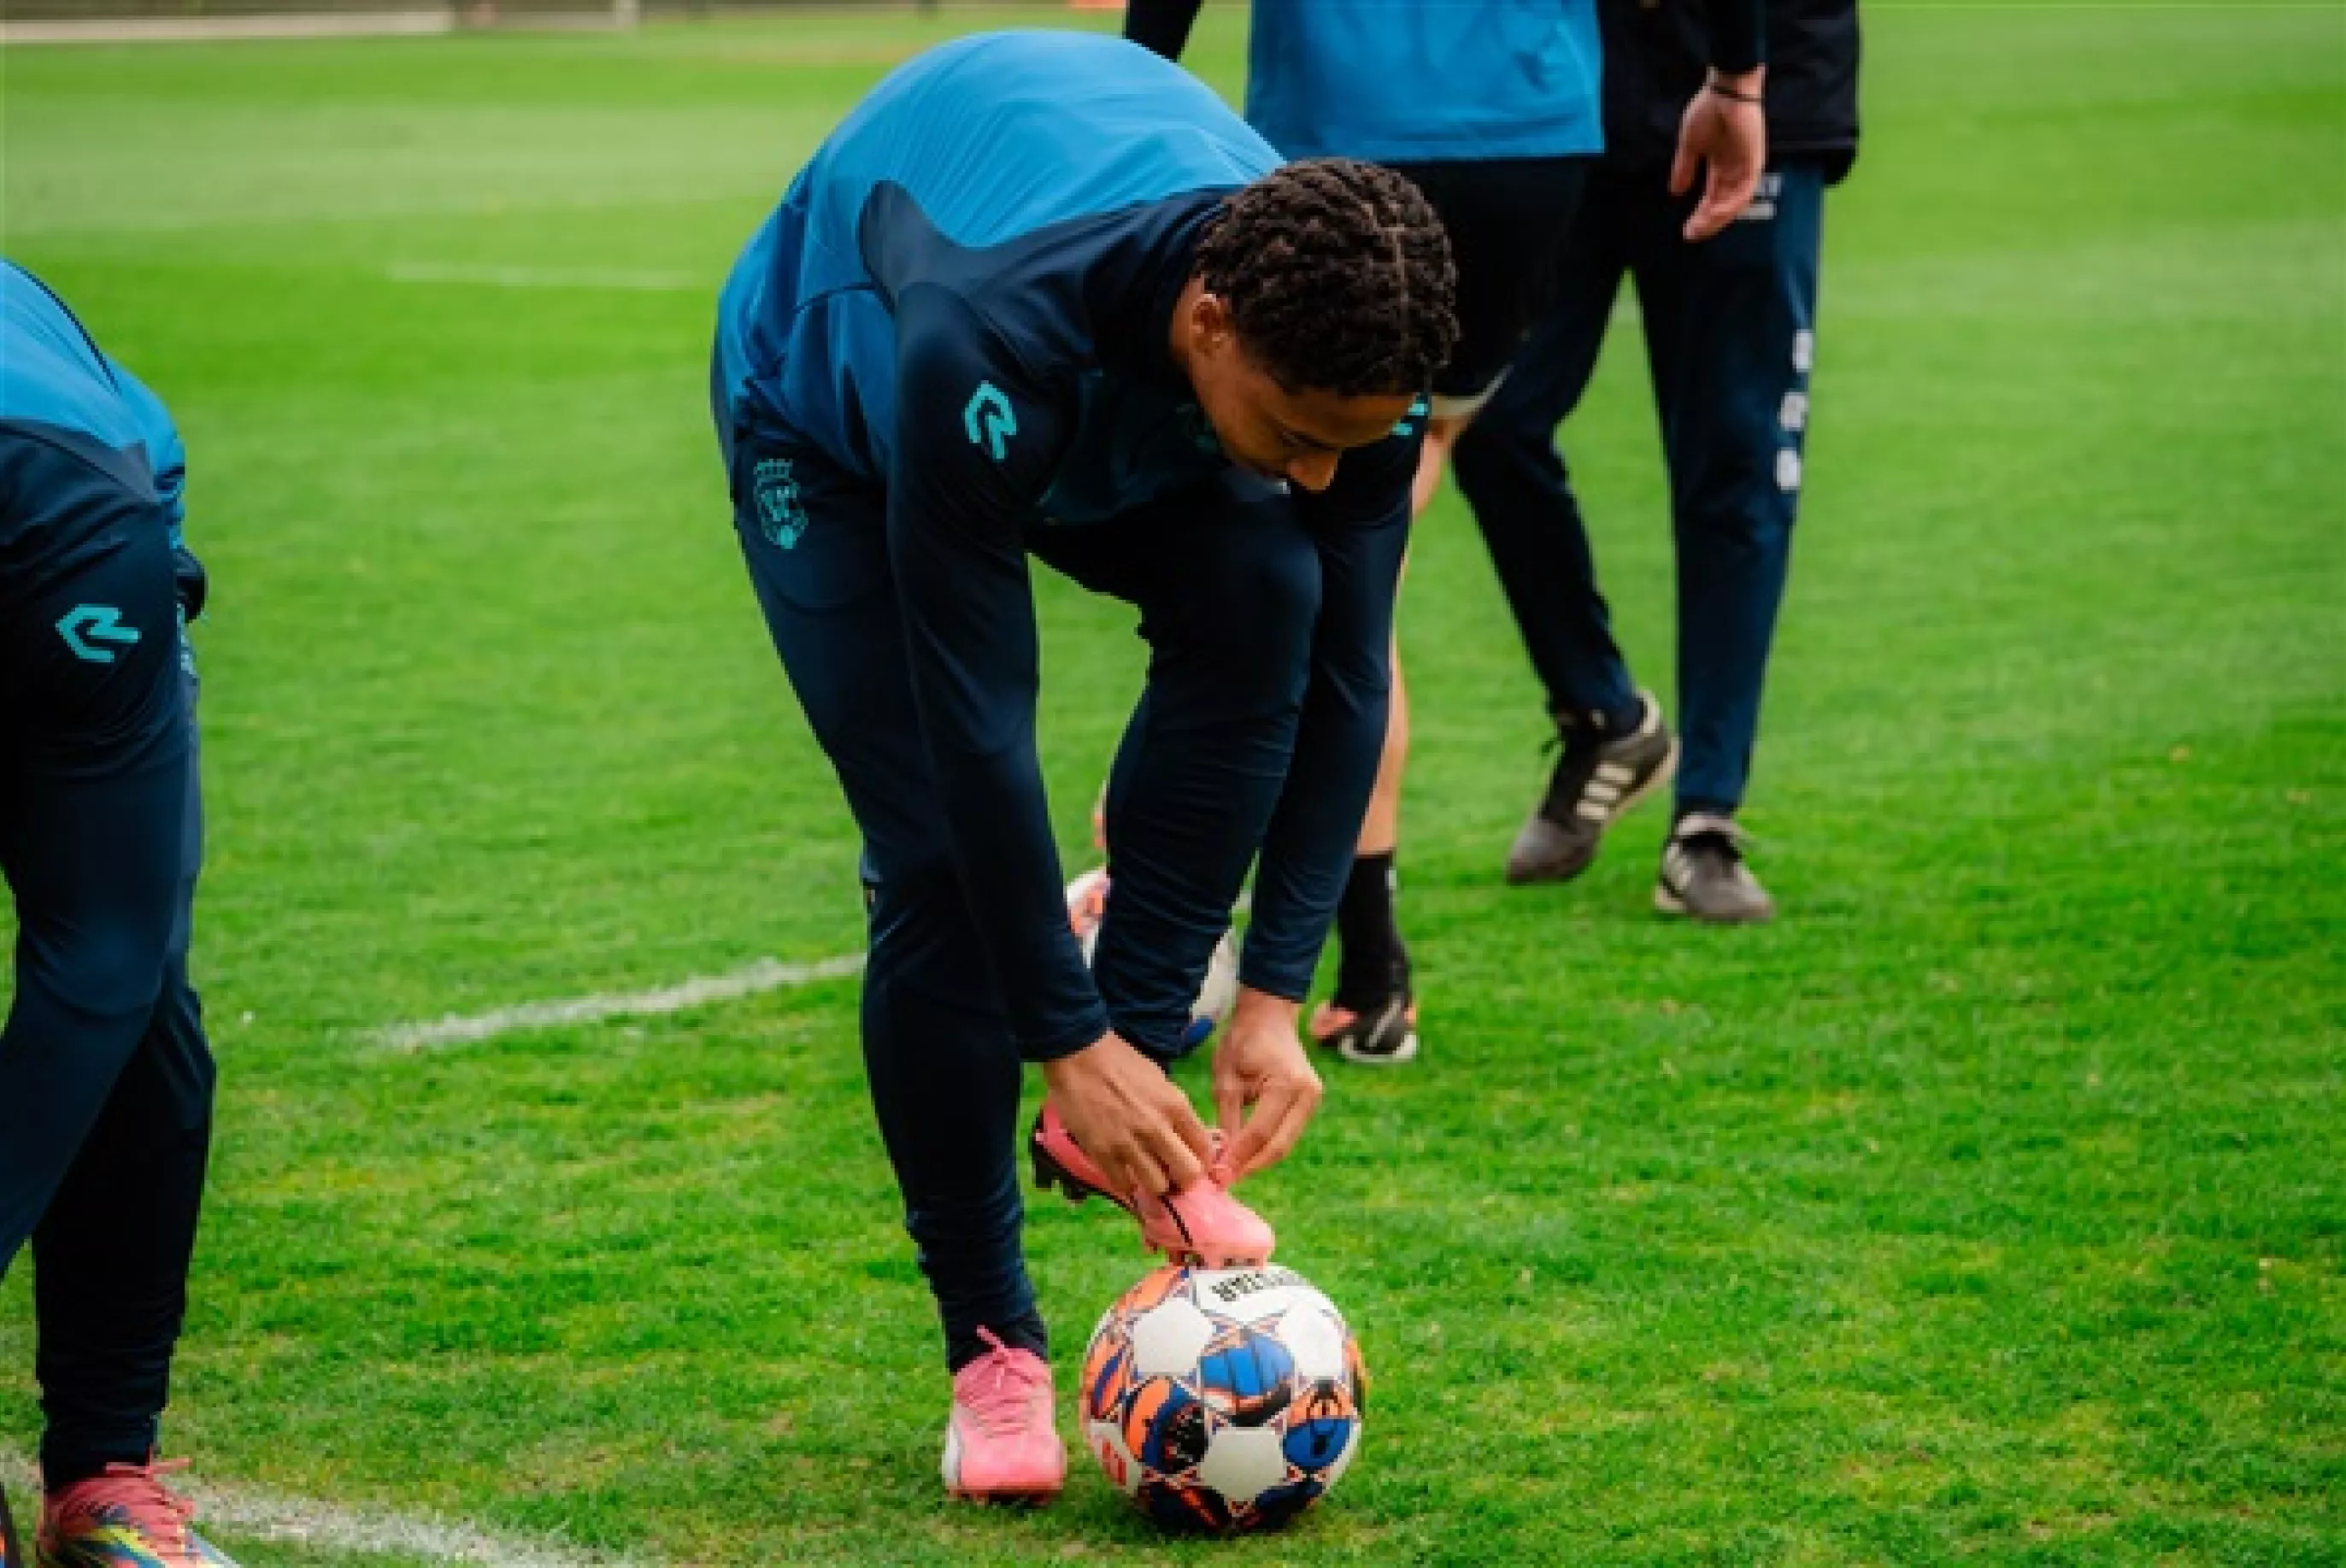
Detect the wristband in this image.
<box><xmin>1708</xmin><ymin>79</ymin><xmax>1764</xmax><ymax>106</ymax></box>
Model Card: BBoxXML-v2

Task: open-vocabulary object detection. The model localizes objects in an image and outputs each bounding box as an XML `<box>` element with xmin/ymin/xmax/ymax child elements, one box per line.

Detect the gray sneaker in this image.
<box><xmin>1656</xmin><ymin>813</ymin><xmax>1777</xmax><ymax>924</ymax></box>
<box><xmin>1505</xmin><ymin>693</ymin><xmax>1679</xmax><ymax>884</ymax></box>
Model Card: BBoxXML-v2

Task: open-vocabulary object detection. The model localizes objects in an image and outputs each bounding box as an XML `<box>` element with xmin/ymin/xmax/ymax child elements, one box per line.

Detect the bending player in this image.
<box><xmin>2</xmin><ymin>262</ymin><xmax>238</xmax><ymax>1565</ymax></box>
<box><xmin>710</xmin><ymin>31</ymin><xmax>1455</xmax><ymax>1502</ymax></box>
<box><xmin>1130</xmin><ymin>0</ymin><xmax>1767</xmax><ymax>1062</ymax></box>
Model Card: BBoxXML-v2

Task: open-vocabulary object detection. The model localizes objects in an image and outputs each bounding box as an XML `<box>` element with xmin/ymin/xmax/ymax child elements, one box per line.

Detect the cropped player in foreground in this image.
<box><xmin>1130</xmin><ymin>0</ymin><xmax>1767</xmax><ymax>1063</ymax></box>
<box><xmin>711</xmin><ymin>31</ymin><xmax>1455</xmax><ymax>1501</ymax></box>
<box><xmin>1</xmin><ymin>263</ymin><xmax>236</xmax><ymax>1565</ymax></box>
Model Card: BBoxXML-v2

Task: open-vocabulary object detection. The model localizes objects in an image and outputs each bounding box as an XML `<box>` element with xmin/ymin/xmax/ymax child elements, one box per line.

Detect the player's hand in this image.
<box><xmin>1043</xmin><ymin>1030</ymin><xmax>1215</xmax><ymax>1199</ymax></box>
<box><xmin>1672</xmin><ymin>68</ymin><xmax>1769</xmax><ymax>242</ymax></box>
<box><xmin>1210</xmin><ymin>989</ymin><xmax>1324</xmax><ymax>1182</ymax></box>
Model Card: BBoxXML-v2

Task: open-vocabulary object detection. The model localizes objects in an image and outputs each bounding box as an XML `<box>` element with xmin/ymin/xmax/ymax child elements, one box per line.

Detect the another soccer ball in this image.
<box><xmin>1066</xmin><ymin>868</ymin><xmax>1240</xmax><ymax>1045</ymax></box>
<box><xmin>1079</xmin><ymin>1263</ymin><xmax>1366</xmax><ymax>1534</ymax></box>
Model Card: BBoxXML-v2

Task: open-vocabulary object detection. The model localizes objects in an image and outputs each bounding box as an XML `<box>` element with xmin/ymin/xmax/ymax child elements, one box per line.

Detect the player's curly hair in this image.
<box><xmin>1197</xmin><ymin>158</ymin><xmax>1460</xmax><ymax>399</ymax></box>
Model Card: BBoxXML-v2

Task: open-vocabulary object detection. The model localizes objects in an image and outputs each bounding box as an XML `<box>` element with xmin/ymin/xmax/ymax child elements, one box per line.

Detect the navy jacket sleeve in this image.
<box><xmin>1124</xmin><ymin>0</ymin><xmax>1204</xmax><ymax>62</ymax></box>
<box><xmin>104</xmin><ymin>357</ymin><xmax>184</xmax><ymax>536</ymax></box>
<box><xmin>885</xmin><ymin>287</ymin><xmax>1111</xmax><ymax>1061</ymax></box>
<box><xmin>105</xmin><ymin>354</ymin><xmax>203</xmax><ymax>617</ymax></box>
<box><xmin>1239</xmin><ymin>415</ymin><xmax>1421</xmax><ymax>1000</ymax></box>
<box><xmin>1706</xmin><ymin>0</ymin><xmax>1767</xmax><ymax>73</ymax></box>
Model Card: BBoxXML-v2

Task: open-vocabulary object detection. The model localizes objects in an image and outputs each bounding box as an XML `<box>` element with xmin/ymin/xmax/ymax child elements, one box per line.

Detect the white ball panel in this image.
<box><xmin>1126</xmin><ymin>1297</ymin><xmax>1216</xmax><ymax>1381</ymax></box>
<box><xmin>1198</xmin><ymin>1425</ymin><xmax>1290</xmax><ymax>1503</ymax></box>
<box><xmin>1279</xmin><ymin>1305</ymin><xmax>1347</xmax><ymax>1384</ymax></box>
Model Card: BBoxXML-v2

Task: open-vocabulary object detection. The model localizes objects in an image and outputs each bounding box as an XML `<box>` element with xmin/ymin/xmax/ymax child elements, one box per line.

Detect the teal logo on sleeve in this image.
<box><xmin>56</xmin><ymin>604</ymin><xmax>142</xmax><ymax>663</ymax></box>
<box><xmin>753</xmin><ymin>457</ymin><xmax>808</xmax><ymax>549</ymax></box>
<box><xmin>963</xmin><ymin>381</ymin><xmax>1017</xmax><ymax>461</ymax></box>
<box><xmin>1391</xmin><ymin>396</ymin><xmax>1431</xmax><ymax>439</ymax></box>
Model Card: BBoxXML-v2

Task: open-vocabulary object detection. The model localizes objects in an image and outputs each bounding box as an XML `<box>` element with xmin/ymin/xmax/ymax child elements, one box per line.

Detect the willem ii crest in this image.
<box><xmin>753</xmin><ymin>456</ymin><xmax>808</xmax><ymax>549</ymax></box>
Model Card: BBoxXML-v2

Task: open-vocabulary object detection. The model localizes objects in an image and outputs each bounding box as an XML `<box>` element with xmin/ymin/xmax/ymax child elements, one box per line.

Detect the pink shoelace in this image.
<box><xmin>46</xmin><ymin>1457</ymin><xmax>199</xmax><ymax>1554</ymax></box>
<box><xmin>955</xmin><ymin>1329</ymin><xmax>1050</xmax><ymax>1438</ymax></box>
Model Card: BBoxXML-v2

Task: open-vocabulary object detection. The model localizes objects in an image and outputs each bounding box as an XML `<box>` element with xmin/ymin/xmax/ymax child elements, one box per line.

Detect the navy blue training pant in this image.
<box><xmin>721</xmin><ymin>423</ymin><xmax>1321</xmax><ymax>1372</ymax></box>
<box><xmin>1454</xmin><ymin>161</ymin><xmax>1826</xmax><ymax>816</ymax></box>
<box><xmin>0</xmin><ymin>432</ymin><xmax>212</xmax><ymax>1486</ymax></box>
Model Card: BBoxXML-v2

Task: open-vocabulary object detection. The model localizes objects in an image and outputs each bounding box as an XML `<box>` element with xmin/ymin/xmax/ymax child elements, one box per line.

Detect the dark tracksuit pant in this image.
<box><xmin>1</xmin><ymin>430</ymin><xmax>213</xmax><ymax>1488</ymax></box>
<box><xmin>1454</xmin><ymin>159</ymin><xmax>1827</xmax><ymax>817</ymax></box>
<box><xmin>720</xmin><ymin>419</ymin><xmax>1330</xmax><ymax>1372</ymax></box>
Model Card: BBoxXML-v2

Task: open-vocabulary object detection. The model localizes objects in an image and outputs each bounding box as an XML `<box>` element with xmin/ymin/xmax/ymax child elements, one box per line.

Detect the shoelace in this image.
<box><xmin>1537</xmin><ymin>726</ymin><xmax>1608</xmax><ymax>817</ymax></box>
<box><xmin>47</xmin><ymin>1458</ymin><xmax>198</xmax><ymax>1551</ymax></box>
<box><xmin>957</xmin><ymin>1329</ymin><xmax>1049</xmax><ymax>1438</ymax></box>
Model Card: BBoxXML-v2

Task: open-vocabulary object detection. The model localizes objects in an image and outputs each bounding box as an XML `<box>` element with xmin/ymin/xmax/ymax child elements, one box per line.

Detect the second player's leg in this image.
<box><xmin>34</xmin><ymin>935</ymin><xmax>214</xmax><ymax>1490</ymax></box>
<box><xmin>1637</xmin><ymin>166</ymin><xmax>1828</xmax><ymax>921</ymax></box>
<box><xmin>1451</xmin><ymin>297</ymin><xmax>1631</xmax><ymax>728</ymax></box>
<box><xmin>1452</xmin><ymin>169</ymin><xmax>1678</xmax><ymax>887</ymax></box>
<box><xmin>34</xmin><ymin>656</ymin><xmax>211</xmax><ymax>1490</ymax></box>
<box><xmin>0</xmin><ymin>521</ymin><xmax>192</xmax><ymax>1275</ymax></box>
<box><xmin>0</xmin><ymin>516</ymin><xmax>209</xmax><ymax>1485</ymax></box>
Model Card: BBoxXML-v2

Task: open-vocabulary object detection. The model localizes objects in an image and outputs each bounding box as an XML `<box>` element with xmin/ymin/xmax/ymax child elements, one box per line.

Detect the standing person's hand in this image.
<box><xmin>1042</xmin><ymin>1031</ymin><xmax>1215</xmax><ymax>1198</ymax></box>
<box><xmin>1211</xmin><ymin>989</ymin><xmax>1326</xmax><ymax>1182</ymax></box>
<box><xmin>1673</xmin><ymin>68</ymin><xmax>1769</xmax><ymax>242</ymax></box>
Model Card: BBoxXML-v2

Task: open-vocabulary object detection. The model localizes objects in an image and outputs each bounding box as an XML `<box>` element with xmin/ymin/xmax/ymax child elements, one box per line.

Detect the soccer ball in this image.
<box><xmin>1079</xmin><ymin>1263</ymin><xmax>1367</xmax><ymax>1534</ymax></box>
<box><xmin>1066</xmin><ymin>868</ymin><xmax>1240</xmax><ymax>1045</ymax></box>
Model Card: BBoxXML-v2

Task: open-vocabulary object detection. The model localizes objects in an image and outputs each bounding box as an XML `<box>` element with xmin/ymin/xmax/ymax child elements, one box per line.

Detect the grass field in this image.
<box><xmin>3</xmin><ymin>4</ymin><xmax>2343</xmax><ymax>1564</ymax></box>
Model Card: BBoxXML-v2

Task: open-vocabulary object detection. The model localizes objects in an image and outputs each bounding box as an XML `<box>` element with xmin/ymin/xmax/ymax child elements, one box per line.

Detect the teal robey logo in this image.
<box><xmin>56</xmin><ymin>604</ymin><xmax>142</xmax><ymax>664</ymax></box>
<box><xmin>963</xmin><ymin>380</ymin><xmax>1017</xmax><ymax>462</ymax></box>
<box><xmin>1391</xmin><ymin>395</ymin><xmax>1432</xmax><ymax>439</ymax></box>
<box><xmin>753</xmin><ymin>457</ymin><xmax>808</xmax><ymax>549</ymax></box>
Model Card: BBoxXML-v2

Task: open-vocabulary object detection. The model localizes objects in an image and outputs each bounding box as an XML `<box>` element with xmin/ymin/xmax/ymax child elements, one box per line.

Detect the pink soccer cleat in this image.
<box><xmin>1028</xmin><ymin>1101</ymin><xmax>1276</xmax><ymax>1268</ymax></box>
<box><xmin>35</xmin><ymin>1456</ymin><xmax>241</xmax><ymax>1566</ymax></box>
<box><xmin>942</xmin><ymin>1329</ymin><xmax>1066</xmax><ymax>1505</ymax></box>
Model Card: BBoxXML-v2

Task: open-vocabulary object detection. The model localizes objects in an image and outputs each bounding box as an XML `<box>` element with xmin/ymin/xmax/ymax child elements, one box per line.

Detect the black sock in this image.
<box><xmin>38</xmin><ymin>1436</ymin><xmax>154</xmax><ymax>1491</ymax></box>
<box><xmin>1334</xmin><ymin>851</ymin><xmax>1408</xmax><ymax>1007</ymax></box>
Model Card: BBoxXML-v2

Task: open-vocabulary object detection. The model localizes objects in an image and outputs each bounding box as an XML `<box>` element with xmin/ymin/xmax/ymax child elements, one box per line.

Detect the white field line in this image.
<box><xmin>371</xmin><ymin>952</ymin><xmax>865</xmax><ymax>1052</ymax></box>
<box><xmin>2</xmin><ymin>1457</ymin><xmax>647</xmax><ymax>1567</ymax></box>
<box><xmin>383</xmin><ymin>262</ymin><xmax>704</xmax><ymax>293</ymax></box>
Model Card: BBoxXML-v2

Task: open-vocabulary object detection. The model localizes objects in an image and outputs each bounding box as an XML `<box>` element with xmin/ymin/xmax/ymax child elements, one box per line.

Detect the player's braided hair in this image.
<box><xmin>1197</xmin><ymin>158</ymin><xmax>1459</xmax><ymax>399</ymax></box>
